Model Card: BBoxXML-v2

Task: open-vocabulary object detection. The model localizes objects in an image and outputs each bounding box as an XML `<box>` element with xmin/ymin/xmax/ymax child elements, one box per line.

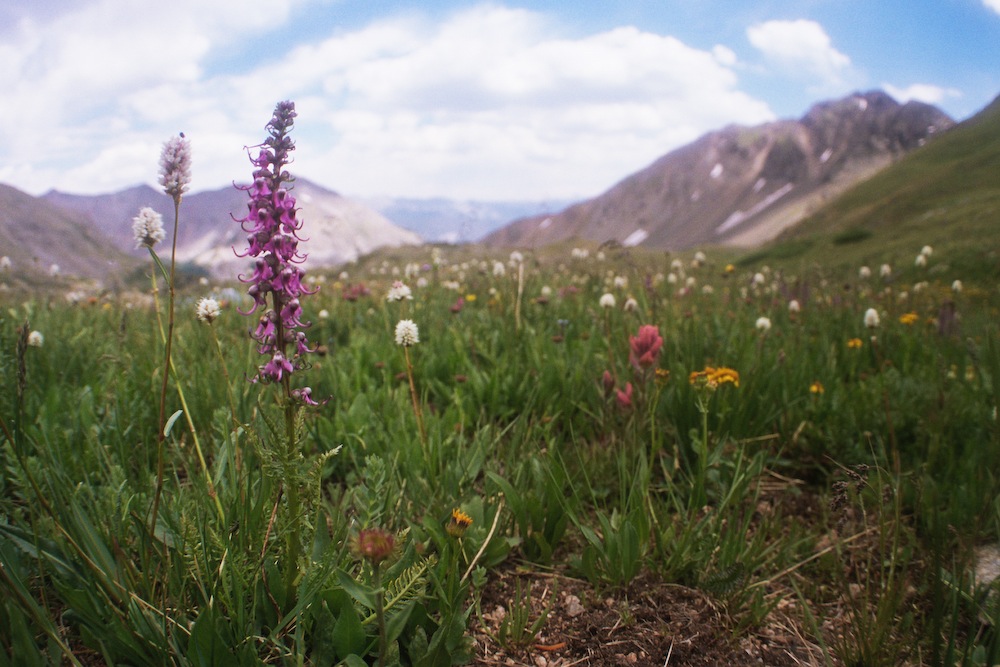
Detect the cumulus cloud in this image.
<box><xmin>985</xmin><ymin>0</ymin><xmax>1000</xmax><ymax>15</ymax></box>
<box><xmin>746</xmin><ymin>19</ymin><xmax>854</xmax><ymax>93</ymax></box>
<box><xmin>3</xmin><ymin>1</ymin><xmax>776</xmax><ymax>200</ymax></box>
<box><xmin>884</xmin><ymin>83</ymin><xmax>962</xmax><ymax>106</ymax></box>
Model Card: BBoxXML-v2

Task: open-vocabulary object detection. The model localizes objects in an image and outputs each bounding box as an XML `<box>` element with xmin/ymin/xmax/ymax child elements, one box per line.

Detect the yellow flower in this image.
<box><xmin>724</xmin><ymin>264</ymin><xmax>735</xmax><ymax>274</ymax></box>
<box><xmin>810</xmin><ymin>381</ymin><xmax>825</xmax><ymax>394</ymax></box>
<box><xmin>898</xmin><ymin>312</ymin><xmax>919</xmax><ymax>325</ymax></box>
<box><xmin>689</xmin><ymin>366</ymin><xmax>739</xmax><ymax>389</ymax></box>
<box><xmin>655</xmin><ymin>368</ymin><xmax>670</xmax><ymax>384</ymax></box>
<box><xmin>465</xmin><ymin>294</ymin><xmax>477</xmax><ymax>302</ymax></box>
<box><xmin>446</xmin><ymin>508</ymin><xmax>473</xmax><ymax>538</ymax></box>
<box><xmin>847</xmin><ymin>338</ymin><xmax>863</xmax><ymax>349</ymax></box>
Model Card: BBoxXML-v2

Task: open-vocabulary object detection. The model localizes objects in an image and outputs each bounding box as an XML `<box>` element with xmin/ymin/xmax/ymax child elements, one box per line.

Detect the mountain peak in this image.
<box><xmin>482</xmin><ymin>89</ymin><xmax>956</xmax><ymax>250</ymax></box>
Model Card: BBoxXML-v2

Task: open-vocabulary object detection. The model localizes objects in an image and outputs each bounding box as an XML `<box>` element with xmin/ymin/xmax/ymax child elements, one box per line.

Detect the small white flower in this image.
<box><xmin>755</xmin><ymin>316</ymin><xmax>772</xmax><ymax>332</ymax></box>
<box><xmin>596</xmin><ymin>251</ymin><xmax>605</xmax><ymax>261</ymax></box>
<box><xmin>394</xmin><ymin>319</ymin><xmax>419</xmax><ymax>347</ymax></box>
<box><xmin>685</xmin><ymin>276</ymin><xmax>696</xmax><ymax>288</ymax></box>
<box><xmin>788</xmin><ymin>299</ymin><xmax>801</xmax><ymax>313</ymax></box>
<box><xmin>752</xmin><ymin>272</ymin><xmax>766</xmax><ymax>286</ymax></box>
<box><xmin>858</xmin><ymin>266</ymin><xmax>872</xmax><ymax>279</ymax></box>
<box><xmin>701</xmin><ymin>285</ymin><xmax>714</xmax><ymax>295</ymax></box>
<box><xmin>921</xmin><ymin>245</ymin><xmax>933</xmax><ymax>257</ymax></box>
<box><xmin>599</xmin><ymin>293</ymin><xmax>616</xmax><ymax>309</ymax></box>
<box><xmin>623</xmin><ymin>297</ymin><xmax>638</xmax><ymax>312</ymax></box>
<box><xmin>0</xmin><ymin>256</ymin><xmax>11</xmax><ymax>271</ymax></box>
<box><xmin>416</xmin><ymin>277</ymin><xmax>428</xmax><ymax>288</ymax></box>
<box><xmin>540</xmin><ymin>285</ymin><xmax>552</xmax><ymax>297</ymax></box>
<box><xmin>613</xmin><ymin>275</ymin><xmax>628</xmax><ymax>289</ymax></box>
<box><xmin>27</xmin><ymin>330</ymin><xmax>44</xmax><ymax>347</ymax></box>
<box><xmin>195</xmin><ymin>297</ymin><xmax>221</xmax><ymax>323</ymax></box>
<box><xmin>132</xmin><ymin>207</ymin><xmax>166</xmax><ymax>249</ymax></box>
<box><xmin>509</xmin><ymin>251</ymin><xmax>524</xmax><ymax>265</ymax></box>
<box><xmin>915</xmin><ymin>254</ymin><xmax>927</xmax><ymax>268</ymax></box>
<box><xmin>952</xmin><ymin>280</ymin><xmax>963</xmax><ymax>293</ymax></box>
<box><xmin>693</xmin><ymin>251</ymin><xmax>707</xmax><ymax>266</ymax></box>
<box><xmin>864</xmin><ymin>308</ymin><xmax>880</xmax><ymax>329</ymax></box>
<box><xmin>386</xmin><ymin>280</ymin><xmax>412</xmax><ymax>302</ymax></box>
<box><xmin>880</xmin><ymin>263</ymin><xmax>892</xmax><ymax>278</ymax></box>
<box><xmin>492</xmin><ymin>261</ymin><xmax>506</xmax><ymax>277</ymax></box>
<box><xmin>667</xmin><ymin>273</ymin><xmax>678</xmax><ymax>285</ymax></box>
<box><xmin>49</xmin><ymin>264</ymin><xmax>60</xmax><ymax>277</ymax></box>
<box><xmin>318</xmin><ymin>309</ymin><xmax>330</xmax><ymax>319</ymax></box>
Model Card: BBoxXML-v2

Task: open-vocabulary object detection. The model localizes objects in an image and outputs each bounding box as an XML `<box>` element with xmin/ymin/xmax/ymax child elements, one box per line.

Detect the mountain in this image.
<box><xmin>43</xmin><ymin>179</ymin><xmax>422</xmax><ymax>277</ymax></box>
<box><xmin>745</xmin><ymin>91</ymin><xmax>1000</xmax><ymax>275</ymax></box>
<box><xmin>362</xmin><ymin>196</ymin><xmax>573</xmax><ymax>244</ymax></box>
<box><xmin>0</xmin><ymin>183</ymin><xmax>139</xmax><ymax>288</ymax></box>
<box><xmin>481</xmin><ymin>90</ymin><xmax>954</xmax><ymax>250</ymax></box>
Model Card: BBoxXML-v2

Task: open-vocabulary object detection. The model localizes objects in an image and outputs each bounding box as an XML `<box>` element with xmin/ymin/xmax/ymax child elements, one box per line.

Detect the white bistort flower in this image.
<box><xmin>952</xmin><ymin>280</ymin><xmax>963</xmax><ymax>293</ymax></box>
<box><xmin>386</xmin><ymin>280</ymin><xmax>413</xmax><ymax>302</ymax></box>
<box><xmin>864</xmin><ymin>308</ymin><xmax>881</xmax><ymax>329</ymax></box>
<box><xmin>859</xmin><ymin>266</ymin><xmax>872</xmax><ymax>279</ymax></box>
<box><xmin>915</xmin><ymin>254</ymin><xmax>927</xmax><ymax>268</ymax></box>
<box><xmin>755</xmin><ymin>316</ymin><xmax>772</xmax><ymax>332</ymax></box>
<box><xmin>599</xmin><ymin>293</ymin><xmax>616</xmax><ymax>309</ymax></box>
<box><xmin>27</xmin><ymin>330</ymin><xmax>44</xmax><ymax>347</ymax></box>
<box><xmin>195</xmin><ymin>297</ymin><xmax>221</xmax><ymax>323</ymax></box>
<box><xmin>394</xmin><ymin>319</ymin><xmax>419</xmax><ymax>347</ymax></box>
<box><xmin>623</xmin><ymin>297</ymin><xmax>638</xmax><ymax>312</ymax></box>
<box><xmin>133</xmin><ymin>207</ymin><xmax>166</xmax><ymax>249</ymax></box>
<box><xmin>788</xmin><ymin>299</ymin><xmax>801</xmax><ymax>313</ymax></box>
<box><xmin>492</xmin><ymin>261</ymin><xmax>506</xmax><ymax>277</ymax></box>
<box><xmin>880</xmin><ymin>263</ymin><xmax>892</xmax><ymax>278</ymax></box>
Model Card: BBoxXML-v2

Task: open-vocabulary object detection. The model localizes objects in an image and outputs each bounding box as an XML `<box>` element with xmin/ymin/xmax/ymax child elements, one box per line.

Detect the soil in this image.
<box><xmin>470</xmin><ymin>567</ymin><xmax>824</xmax><ymax>667</ymax></box>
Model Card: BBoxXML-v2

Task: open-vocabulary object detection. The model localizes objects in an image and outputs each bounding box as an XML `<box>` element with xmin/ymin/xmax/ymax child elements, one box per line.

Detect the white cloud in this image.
<box><xmin>746</xmin><ymin>20</ymin><xmax>853</xmax><ymax>93</ymax></box>
<box><xmin>884</xmin><ymin>83</ymin><xmax>962</xmax><ymax>106</ymax></box>
<box><xmin>3</xmin><ymin>2</ymin><xmax>776</xmax><ymax>200</ymax></box>
<box><xmin>985</xmin><ymin>0</ymin><xmax>1000</xmax><ymax>15</ymax></box>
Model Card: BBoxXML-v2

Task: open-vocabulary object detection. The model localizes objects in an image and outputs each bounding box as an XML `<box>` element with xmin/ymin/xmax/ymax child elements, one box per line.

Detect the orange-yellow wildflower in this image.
<box><xmin>447</xmin><ymin>508</ymin><xmax>473</xmax><ymax>538</ymax></box>
<box><xmin>810</xmin><ymin>381</ymin><xmax>825</xmax><ymax>394</ymax></box>
<box><xmin>899</xmin><ymin>312</ymin><xmax>919</xmax><ymax>325</ymax></box>
<box><xmin>847</xmin><ymin>338</ymin><xmax>863</xmax><ymax>349</ymax></box>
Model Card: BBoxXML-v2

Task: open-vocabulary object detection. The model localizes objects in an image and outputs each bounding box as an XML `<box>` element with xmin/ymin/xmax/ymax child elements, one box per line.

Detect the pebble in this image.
<box><xmin>565</xmin><ymin>594</ymin><xmax>585</xmax><ymax>617</ymax></box>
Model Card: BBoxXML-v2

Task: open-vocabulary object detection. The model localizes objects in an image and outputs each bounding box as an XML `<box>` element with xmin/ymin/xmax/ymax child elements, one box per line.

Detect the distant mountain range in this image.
<box><xmin>3</xmin><ymin>88</ymin><xmax>988</xmax><ymax>290</ymax></box>
<box><xmin>481</xmin><ymin>90</ymin><xmax>954</xmax><ymax>250</ymax></box>
<box><xmin>40</xmin><ymin>179</ymin><xmax>421</xmax><ymax>280</ymax></box>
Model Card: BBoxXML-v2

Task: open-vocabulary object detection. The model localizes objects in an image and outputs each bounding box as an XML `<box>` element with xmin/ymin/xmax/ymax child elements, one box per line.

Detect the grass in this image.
<box><xmin>2</xmin><ymin>237</ymin><xmax>999</xmax><ymax>665</ymax></box>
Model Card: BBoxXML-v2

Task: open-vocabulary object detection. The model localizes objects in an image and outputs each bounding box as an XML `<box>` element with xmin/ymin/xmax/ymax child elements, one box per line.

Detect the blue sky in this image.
<box><xmin>2</xmin><ymin>0</ymin><xmax>998</xmax><ymax>201</ymax></box>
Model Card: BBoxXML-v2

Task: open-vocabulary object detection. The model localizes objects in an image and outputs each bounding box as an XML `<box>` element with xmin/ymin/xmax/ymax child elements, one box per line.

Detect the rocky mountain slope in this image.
<box><xmin>0</xmin><ymin>184</ymin><xmax>139</xmax><ymax>288</ymax></box>
<box><xmin>481</xmin><ymin>90</ymin><xmax>954</xmax><ymax>250</ymax></box>
<box><xmin>43</xmin><ymin>179</ymin><xmax>421</xmax><ymax>278</ymax></box>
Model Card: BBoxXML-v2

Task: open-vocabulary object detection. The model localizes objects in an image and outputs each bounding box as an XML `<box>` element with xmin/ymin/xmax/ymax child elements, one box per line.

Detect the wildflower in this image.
<box><xmin>465</xmin><ymin>294</ymin><xmax>477</xmax><ymax>302</ymax></box>
<box><xmin>601</xmin><ymin>370</ymin><xmax>615</xmax><ymax>396</ymax></box>
<box><xmin>235</xmin><ymin>101</ymin><xmax>319</xmax><ymax>395</ymax></box>
<box><xmin>318</xmin><ymin>309</ymin><xmax>329</xmax><ymax>319</ymax></box>
<box><xmin>49</xmin><ymin>264</ymin><xmax>60</xmax><ymax>277</ymax></box>
<box><xmin>394</xmin><ymin>319</ymin><xmax>419</xmax><ymax>347</ymax></box>
<box><xmin>352</xmin><ymin>527</ymin><xmax>396</xmax><ymax>566</ymax></box>
<box><xmin>623</xmin><ymin>297</ymin><xmax>639</xmax><ymax>312</ymax></box>
<box><xmin>158</xmin><ymin>133</ymin><xmax>192</xmax><ymax>201</ymax></box>
<box><xmin>446</xmin><ymin>508</ymin><xmax>473</xmax><ymax>538</ymax></box>
<box><xmin>492</xmin><ymin>261</ymin><xmax>506</xmax><ymax>277</ymax></box>
<box><xmin>788</xmin><ymin>299</ymin><xmax>801</xmax><ymax>313</ymax></box>
<box><xmin>864</xmin><ymin>308</ymin><xmax>880</xmax><ymax>329</ymax></box>
<box><xmin>613</xmin><ymin>275</ymin><xmax>628</xmax><ymax>289</ymax></box>
<box><xmin>386</xmin><ymin>280</ymin><xmax>412</xmax><ymax>302</ymax></box>
<box><xmin>599</xmin><ymin>293</ymin><xmax>616</xmax><ymax>309</ymax></box>
<box><xmin>450</xmin><ymin>297</ymin><xmax>465</xmax><ymax>314</ymax></box>
<box><xmin>629</xmin><ymin>324</ymin><xmax>663</xmax><ymax>370</ymax></box>
<box><xmin>693</xmin><ymin>251</ymin><xmax>707</xmax><ymax>266</ymax></box>
<box><xmin>509</xmin><ymin>250</ymin><xmax>524</xmax><ymax>265</ymax></box>
<box><xmin>655</xmin><ymin>368</ymin><xmax>670</xmax><ymax>384</ymax></box>
<box><xmin>0</xmin><ymin>256</ymin><xmax>10</xmax><ymax>271</ymax></box>
<box><xmin>27</xmin><ymin>331</ymin><xmax>44</xmax><ymax>347</ymax></box>
<box><xmin>132</xmin><ymin>207</ymin><xmax>166</xmax><ymax>248</ymax></box>
<box><xmin>915</xmin><ymin>254</ymin><xmax>927</xmax><ymax>268</ymax></box>
<box><xmin>810</xmin><ymin>381</ymin><xmax>825</xmax><ymax>394</ymax></box>
<box><xmin>724</xmin><ymin>264</ymin><xmax>735</xmax><ymax>274</ymax></box>
<box><xmin>847</xmin><ymin>337</ymin><xmax>863</xmax><ymax>349</ymax></box>
<box><xmin>702</xmin><ymin>285</ymin><xmax>714</xmax><ymax>295</ymax></box>
<box><xmin>689</xmin><ymin>366</ymin><xmax>740</xmax><ymax>389</ymax></box>
<box><xmin>755</xmin><ymin>316</ymin><xmax>772</xmax><ymax>332</ymax></box>
<box><xmin>952</xmin><ymin>280</ymin><xmax>963</xmax><ymax>293</ymax></box>
<box><xmin>616</xmin><ymin>382</ymin><xmax>633</xmax><ymax>409</ymax></box>
<box><xmin>921</xmin><ymin>245</ymin><xmax>933</xmax><ymax>257</ymax></box>
<box><xmin>880</xmin><ymin>263</ymin><xmax>892</xmax><ymax>278</ymax></box>
<box><xmin>195</xmin><ymin>296</ymin><xmax>221</xmax><ymax>323</ymax></box>
<box><xmin>858</xmin><ymin>266</ymin><xmax>872</xmax><ymax>279</ymax></box>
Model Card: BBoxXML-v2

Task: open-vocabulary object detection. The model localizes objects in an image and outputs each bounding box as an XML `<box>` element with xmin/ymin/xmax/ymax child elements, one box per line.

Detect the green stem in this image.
<box><xmin>403</xmin><ymin>345</ymin><xmax>428</xmax><ymax>459</ymax></box>
<box><xmin>374</xmin><ymin>564</ymin><xmax>387</xmax><ymax>667</ymax></box>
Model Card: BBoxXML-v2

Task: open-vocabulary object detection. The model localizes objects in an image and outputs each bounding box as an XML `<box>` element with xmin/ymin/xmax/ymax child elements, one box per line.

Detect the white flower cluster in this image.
<box><xmin>196</xmin><ymin>297</ymin><xmax>221</xmax><ymax>324</ymax></box>
<box><xmin>132</xmin><ymin>207</ymin><xmax>166</xmax><ymax>249</ymax></box>
<box><xmin>395</xmin><ymin>319</ymin><xmax>419</xmax><ymax>347</ymax></box>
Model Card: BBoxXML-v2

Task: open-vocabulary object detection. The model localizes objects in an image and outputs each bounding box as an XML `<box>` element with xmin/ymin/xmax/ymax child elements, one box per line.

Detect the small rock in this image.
<box><xmin>565</xmin><ymin>594</ymin><xmax>585</xmax><ymax>618</ymax></box>
<box><xmin>627</xmin><ymin>652</ymin><xmax>638</xmax><ymax>663</ymax></box>
<box><xmin>533</xmin><ymin>656</ymin><xmax>547</xmax><ymax>667</ymax></box>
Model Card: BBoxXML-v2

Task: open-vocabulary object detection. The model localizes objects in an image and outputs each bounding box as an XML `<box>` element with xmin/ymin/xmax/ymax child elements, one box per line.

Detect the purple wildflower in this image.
<box><xmin>235</xmin><ymin>101</ymin><xmax>319</xmax><ymax>400</ymax></box>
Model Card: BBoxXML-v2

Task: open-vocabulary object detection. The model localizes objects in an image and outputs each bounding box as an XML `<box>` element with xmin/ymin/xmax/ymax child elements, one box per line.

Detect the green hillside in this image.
<box><xmin>738</xmin><ymin>94</ymin><xmax>1000</xmax><ymax>281</ymax></box>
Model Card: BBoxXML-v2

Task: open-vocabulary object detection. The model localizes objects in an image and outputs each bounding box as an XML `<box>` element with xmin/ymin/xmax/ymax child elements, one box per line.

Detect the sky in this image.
<box><xmin>2</xmin><ymin>0</ymin><xmax>999</xmax><ymax>202</ymax></box>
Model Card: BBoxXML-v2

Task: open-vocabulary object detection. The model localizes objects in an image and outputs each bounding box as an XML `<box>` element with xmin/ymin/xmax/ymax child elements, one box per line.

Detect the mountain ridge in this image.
<box><xmin>480</xmin><ymin>90</ymin><xmax>954</xmax><ymax>250</ymax></box>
